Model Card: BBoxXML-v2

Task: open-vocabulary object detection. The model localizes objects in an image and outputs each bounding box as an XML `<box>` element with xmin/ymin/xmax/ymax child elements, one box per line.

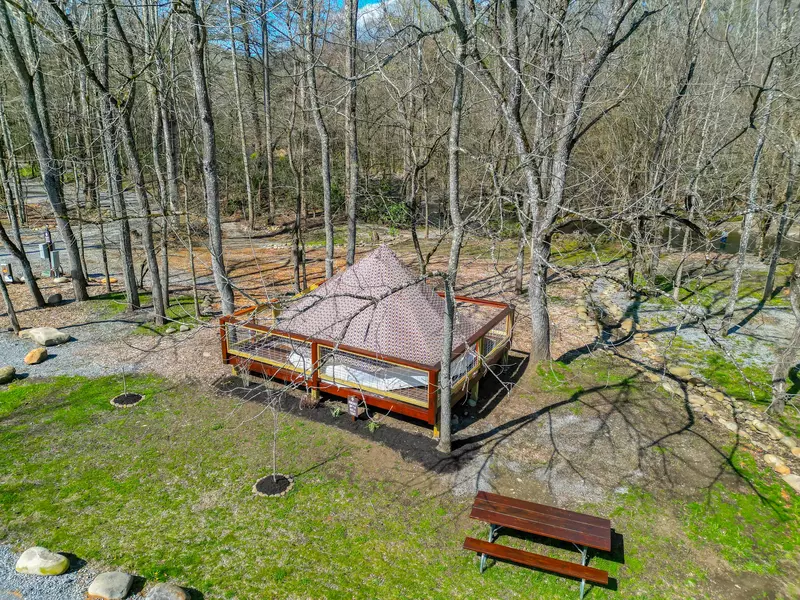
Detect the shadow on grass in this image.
<box><xmin>214</xmin><ymin>352</ymin><xmax>528</xmax><ymax>474</ymax></box>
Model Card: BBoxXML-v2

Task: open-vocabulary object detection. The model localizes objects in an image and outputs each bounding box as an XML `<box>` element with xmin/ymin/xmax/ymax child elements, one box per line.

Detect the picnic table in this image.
<box><xmin>463</xmin><ymin>491</ymin><xmax>612</xmax><ymax>599</ymax></box>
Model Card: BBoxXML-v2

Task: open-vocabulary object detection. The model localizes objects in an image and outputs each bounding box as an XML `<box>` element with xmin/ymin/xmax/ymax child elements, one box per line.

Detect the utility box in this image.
<box><xmin>1</xmin><ymin>263</ymin><xmax>12</xmax><ymax>283</ymax></box>
<box><xmin>38</xmin><ymin>243</ymin><xmax>50</xmax><ymax>260</ymax></box>
<box><xmin>50</xmin><ymin>251</ymin><xmax>61</xmax><ymax>276</ymax></box>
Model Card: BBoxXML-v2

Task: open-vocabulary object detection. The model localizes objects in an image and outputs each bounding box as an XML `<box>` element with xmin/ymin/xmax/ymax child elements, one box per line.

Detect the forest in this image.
<box><xmin>2</xmin><ymin>1</ymin><xmax>800</xmax><ymax>598</ymax></box>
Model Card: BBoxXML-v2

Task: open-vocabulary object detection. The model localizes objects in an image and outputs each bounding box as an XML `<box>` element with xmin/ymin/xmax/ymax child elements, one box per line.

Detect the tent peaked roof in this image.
<box><xmin>276</xmin><ymin>245</ymin><xmax>484</xmax><ymax>367</ymax></box>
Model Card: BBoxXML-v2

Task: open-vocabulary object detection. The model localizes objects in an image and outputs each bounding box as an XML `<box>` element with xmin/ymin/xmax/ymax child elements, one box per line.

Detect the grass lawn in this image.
<box><xmin>1</xmin><ymin>373</ymin><xmax>799</xmax><ymax>599</ymax></box>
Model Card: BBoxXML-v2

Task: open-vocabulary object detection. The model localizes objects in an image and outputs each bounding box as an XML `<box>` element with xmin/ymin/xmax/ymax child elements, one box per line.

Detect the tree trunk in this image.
<box><xmin>722</xmin><ymin>89</ymin><xmax>775</xmax><ymax>334</ymax></box>
<box><xmin>529</xmin><ymin>234</ymin><xmax>552</xmax><ymax>362</ymax></box>
<box><xmin>227</xmin><ymin>0</ymin><xmax>256</xmax><ymax>229</ymax></box>
<box><xmin>0</xmin><ymin>221</ymin><xmax>45</xmax><ymax>307</ymax></box>
<box><xmin>437</xmin><ymin>27</ymin><xmax>467</xmax><ymax>455</ymax></box>
<box><xmin>769</xmin><ymin>251</ymin><xmax>800</xmax><ymax>415</ymax></box>
<box><xmin>288</xmin><ymin>68</ymin><xmax>303</xmax><ymax>293</ymax></box>
<box><xmin>78</xmin><ymin>73</ymin><xmax>99</xmax><ymax>210</ymax></box>
<box><xmin>764</xmin><ymin>148</ymin><xmax>797</xmax><ymax>301</ymax></box>
<box><xmin>240</xmin><ymin>4</ymin><xmax>262</xmax><ymax>157</ymax></box>
<box><xmin>303</xmin><ymin>0</ymin><xmax>334</xmax><ymax>279</ymax></box>
<box><xmin>99</xmin><ymin>97</ymin><xmax>139</xmax><ymax>310</ymax></box>
<box><xmin>181</xmin><ymin>0</ymin><xmax>235</xmax><ymax>314</ymax></box>
<box><xmin>0</xmin><ymin>274</ymin><xmax>20</xmax><ymax>333</ymax></box>
<box><xmin>0</xmin><ymin>98</ymin><xmax>25</xmax><ymax>224</ymax></box>
<box><xmin>183</xmin><ymin>174</ymin><xmax>201</xmax><ymax>318</ymax></box>
<box><xmin>261</xmin><ymin>0</ymin><xmax>275</xmax><ymax>226</ymax></box>
<box><xmin>345</xmin><ymin>0</ymin><xmax>359</xmax><ymax>265</ymax></box>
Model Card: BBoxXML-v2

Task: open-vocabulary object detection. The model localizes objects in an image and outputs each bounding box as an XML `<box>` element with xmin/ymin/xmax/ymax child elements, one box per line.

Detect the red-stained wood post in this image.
<box><xmin>310</xmin><ymin>341</ymin><xmax>320</xmax><ymax>401</ymax></box>
<box><xmin>428</xmin><ymin>368</ymin><xmax>439</xmax><ymax>436</ymax></box>
<box><xmin>219</xmin><ymin>316</ymin><xmax>230</xmax><ymax>365</ymax></box>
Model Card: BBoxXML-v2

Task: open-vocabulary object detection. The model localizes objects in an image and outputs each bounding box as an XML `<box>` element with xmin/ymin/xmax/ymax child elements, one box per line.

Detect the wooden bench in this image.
<box><xmin>464</xmin><ymin>491</ymin><xmax>612</xmax><ymax>599</ymax></box>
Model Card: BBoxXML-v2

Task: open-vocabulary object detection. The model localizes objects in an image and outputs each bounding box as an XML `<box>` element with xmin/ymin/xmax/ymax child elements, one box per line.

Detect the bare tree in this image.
<box><xmin>344</xmin><ymin>0</ymin><xmax>359</xmax><ymax>265</ymax></box>
<box><xmin>0</xmin><ymin>273</ymin><xmax>20</xmax><ymax>333</ymax></box>
<box><xmin>176</xmin><ymin>0</ymin><xmax>236</xmax><ymax>314</ymax></box>
<box><xmin>227</xmin><ymin>0</ymin><xmax>256</xmax><ymax>229</ymax></box>
<box><xmin>301</xmin><ymin>0</ymin><xmax>334</xmax><ymax>279</ymax></box>
<box><xmin>0</xmin><ymin>0</ymin><xmax>89</xmax><ymax>301</ymax></box>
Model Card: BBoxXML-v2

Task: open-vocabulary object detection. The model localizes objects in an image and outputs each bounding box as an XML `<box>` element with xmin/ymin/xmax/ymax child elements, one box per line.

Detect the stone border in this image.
<box><xmin>253</xmin><ymin>473</ymin><xmax>295</xmax><ymax>498</ymax></box>
<box><xmin>110</xmin><ymin>393</ymin><xmax>145</xmax><ymax>408</ymax></box>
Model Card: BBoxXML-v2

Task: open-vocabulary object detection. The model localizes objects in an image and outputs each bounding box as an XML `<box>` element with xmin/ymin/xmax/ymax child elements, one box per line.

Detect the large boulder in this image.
<box><xmin>0</xmin><ymin>366</ymin><xmax>15</xmax><ymax>384</ymax></box>
<box><xmin>24</xmin><ymin>347</ymin><xmax>48</xmax><ymax>365</ymax></box>
<box><xmin>87</xmin><ymin>571</ymin><xmax>133</xmax><ymax>600</ymax></box>
<box><xmin>19</xmin><ymin>327</ymin><xmax>70</xmax><ymax>346</ymax></box>
<box><xmin>146</xmin><ymin>583</ymin><xmax>189</xmax><ymax>600</ymax></box>
<box><xmin>15</xmin><ymin>546</ymin><xmax>69</xmax><ymax>576</ymax></box>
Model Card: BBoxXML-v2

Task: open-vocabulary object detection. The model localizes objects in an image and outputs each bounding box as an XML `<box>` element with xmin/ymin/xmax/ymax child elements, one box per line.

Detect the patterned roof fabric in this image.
<box><xmin>275</xmin><ymin>245</ymin><xmax>487</xmax><ymax>367</ymax></box>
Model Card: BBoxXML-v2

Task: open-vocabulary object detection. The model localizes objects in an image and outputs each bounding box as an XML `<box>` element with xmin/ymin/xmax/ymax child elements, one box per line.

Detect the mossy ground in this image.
<box><xmin>91</xmin><ymin>292</ymin><xmax>207</xmax><ymax>335</ymax></box>
<box><xmin>2</xmin><ymin>366</ymin><xmax>798</xmax><ymax>599</ymax></box>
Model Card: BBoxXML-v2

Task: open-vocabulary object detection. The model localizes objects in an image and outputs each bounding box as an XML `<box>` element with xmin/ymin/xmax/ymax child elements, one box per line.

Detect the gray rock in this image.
<box><xmin>145</xmin><ymin>583</ymin><xmax>188</xmax><ymax>600</ymax></box>
<box><xmin>179</xmin><ymin>325</ymin><xmax>190</xmax><ymax>332</ymax></box>
<box><xmin>87</xmin><ymin>571</ymin><xmax>133</xmax><ymax>600</ymax></box>
<box><xmin>668</xmin><ymin>366</ymin><xmax>692</xmax><ymax>379</ymax></box>
<box><xmin>661</xmin><ymin>381</ymin><xmax>680</xmax><ymax>394</ymax></box>
<box><xmin>780</xmin><ymin>436</ymin><xmax>798</xmax><ymax>450</ymax></box>
<box><xmin>164</xmin><ymin>328</ymin><xmax>177</xmax><ymax>335</ymax></box>
<box><xmin>751</xmin><ymin>420</ymin><xmax>769</xmax><ymax>434</ymax></box>
<box><xmin>18</xmin><ymin>327</ymin><xmax>70</xmax><ymax>346</ymax></box>
<box><xmin>782</xmin><ymin>474</ymin><xmax>800</xmax><ymax>494</ymax></box>
<box><xmin>15</xmin><ymin>546</ymin><xmax>69</xmax><ymax>576</ymax></box>
<box><xmin>52</xmin><ymin>277</ymin><xmax>70</xmax><ymax>284</ymax></box>
<box><xmin>766</xmin><ymin>424</ymin><xmax>784</xmax><ymax>441</ymax></box>
<box><xmin>46</xmin><ymin>293</ymin><xmax>63</xmax><ymax>306</ymax></box>
<box><xmin>0</xmin><ymin>365</ymin><xmax>15</xmax><ymax>384</ymax></box>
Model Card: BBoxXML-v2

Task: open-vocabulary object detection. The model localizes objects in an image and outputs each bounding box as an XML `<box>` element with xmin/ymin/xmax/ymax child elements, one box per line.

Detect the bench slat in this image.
<box><xmin>470</xmin><ymin>507</ymin><xmax>611</xmax><ymax>552</ymax></box>
<box><xmin>463</xmin><ymin>537</ymin><xmax>609</xmax><ymax>585</ymax></box>
<box><xmin>473</xmin><ymin>496</ymin><xmax>610</xmax><ymax>542</ymax></box>
<box><xmin>476</xmin><ymin>491</ymin><xmax>610</xmax><ymax>530</ymax></box>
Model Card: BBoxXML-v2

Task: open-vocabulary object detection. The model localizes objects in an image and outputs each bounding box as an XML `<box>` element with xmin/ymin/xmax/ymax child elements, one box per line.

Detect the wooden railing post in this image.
<box><xmin>219</xmin><ymin>316</ymin><xmax>230</xmax><ymax>365</ymax></box>
<box><xmin>310</xmin><ymin>341</ymin><xmax>320</xmax><ymax>401</ymax></box>
<box><xmin>428</xmin><ymin>369</ymin><xmax>439</xmax><ymax>433</ymax></box>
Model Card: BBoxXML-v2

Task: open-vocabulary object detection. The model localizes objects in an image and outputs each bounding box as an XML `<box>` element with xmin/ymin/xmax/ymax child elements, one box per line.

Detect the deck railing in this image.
<box><xmin>220</xmin><ymin>295</ymin><xmax>514</xmax><ymax>425</ymax></box>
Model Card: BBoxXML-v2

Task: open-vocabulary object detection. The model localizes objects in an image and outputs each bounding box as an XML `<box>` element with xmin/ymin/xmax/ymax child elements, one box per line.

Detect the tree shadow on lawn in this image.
<box><xmin>213</xmin><ymin>349</ymin><xmax>782</xmax><ymax>524</ymax></box>
<box><xmin>214</xmin><ymin>351</ymin><xmax>529</xmax><ymax>475</ymax></box>
<box><xmin>448</xmin><ymin>357</ymin><xmax>787</xmax><ymax>520</ymax></box>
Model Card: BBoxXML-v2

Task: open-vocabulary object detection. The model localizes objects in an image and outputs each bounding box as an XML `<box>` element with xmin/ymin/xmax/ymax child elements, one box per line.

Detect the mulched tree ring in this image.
<box><xmin>110</xmin><ymin>393</ymin><xmax>144</xmax><ymax>408</ymax></box>
<box><xmin>253</xmin><ymin>474</ymin><xmax>295</xmax><ymax>497</ymax></box>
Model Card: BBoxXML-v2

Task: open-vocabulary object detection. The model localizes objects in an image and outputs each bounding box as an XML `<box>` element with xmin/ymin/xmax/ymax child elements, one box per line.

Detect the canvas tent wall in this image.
<box><xmin>220</xmin><ymin>246</ymin><xmax>514</xmax><ymax>428</ymax></box>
